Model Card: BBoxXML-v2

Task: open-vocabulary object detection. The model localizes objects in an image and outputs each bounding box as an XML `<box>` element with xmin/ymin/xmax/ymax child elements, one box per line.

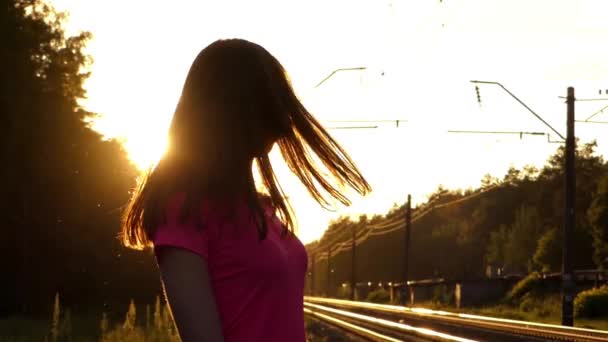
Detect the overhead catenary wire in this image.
<box><xmin>308</xmin><ymin>185</ymin><xmax>500</xmax><ymax>261</ymax></box>
<box><xmin>575</xmin><ymin>120</ymin><xmax>608</xmax><ymax>124</ymax></box>
<box><xmin>310</xmin><ymin>184</ymin><xmax>498</xmax><ymax>255</ymax></box>
<box><xmin>583</xmin><ymin>104</ymin><xmax>608</xmax><ymax>122</ymax></box>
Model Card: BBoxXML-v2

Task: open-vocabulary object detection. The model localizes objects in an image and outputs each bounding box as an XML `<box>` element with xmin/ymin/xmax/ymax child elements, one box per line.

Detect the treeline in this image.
<box><xmin>306</xmin><ymin>142</ymin><xmax>608</xmax><ymax>295</ymax></box>
<box><xmin>1</xmin><ymin>0</ymin><xmax>160</xmax><ymax>317</ymax></box>
<box><xmin>3</xmin><ymin>0</ymin><xmax>608</xmax><ymax>321</ymax></box>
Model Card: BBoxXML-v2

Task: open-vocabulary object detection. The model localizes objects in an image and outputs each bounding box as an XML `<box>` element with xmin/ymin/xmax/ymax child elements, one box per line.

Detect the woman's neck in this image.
<box><xmin>207</xmin><ymin>158</ymin><xmax>255</xmax><ymax>193</ymax></box>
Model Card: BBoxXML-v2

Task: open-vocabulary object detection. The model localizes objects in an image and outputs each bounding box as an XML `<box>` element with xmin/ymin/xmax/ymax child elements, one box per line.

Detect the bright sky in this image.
<box><xmin>51</xmin><ymin>0</ymin><xmax>608</xmax><ymax>244</ymax></box>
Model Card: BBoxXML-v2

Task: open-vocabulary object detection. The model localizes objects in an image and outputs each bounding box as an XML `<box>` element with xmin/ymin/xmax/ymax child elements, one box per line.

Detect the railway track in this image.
<box><xmin>304</xmin><ymin>297</ymin><xmax>608</xmax><ymax>341</ymax></box>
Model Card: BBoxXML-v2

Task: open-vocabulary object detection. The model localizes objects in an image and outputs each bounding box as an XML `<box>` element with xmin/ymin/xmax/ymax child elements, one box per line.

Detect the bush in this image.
<box><xmin>519</xmin><ymin>293</ymin><xmax>535</xmax><ymax>312</ymax></box>
<box><xmin>574</xmin><ymin>285</ymin><xmax>608</xmax><ymax>318</ymax></box>
<box><xmin>366</xmin><ymin>288</ymin><xmax>390</xmax><ymax>304</ymax></box>
<box><xmin>535</xmin><ymin>295</ymin><xmax>560</xmax><ymax>318</ymax></box>
<box><xmin>336</xmin><ymin>284</ymin><xmax>352</xmax><ymax>300</ymax></box>
<box><xmin>507</xmin><ymin>272</ymin><xmax>542</xmax><ymax>302</ymax></box>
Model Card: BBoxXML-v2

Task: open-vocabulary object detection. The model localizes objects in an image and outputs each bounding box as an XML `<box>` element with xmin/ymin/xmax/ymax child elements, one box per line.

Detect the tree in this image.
<box><xmin>1</xmin><ymin>0</ymin><xmax>159</xmax><ymax>315</ymax></box>
<box><xmin>486</xmin><ymin>224</ymin><xmax>508</xmax><ymax>269</ymax></box>
<box><xmin>503</xmin><ymin>167</ymin><xmax>522</xmax><ymax>185</ymax></box>
<box><xmin>504</xmin><ymin>205</ymin><xmax>543</xmax><ymax>273</ymax></box>
<box><xmin>521</xmin><ymin>165</ymin><xmax>539</xmax><ymax>180</ymax></box>
<box><xmin>481</xmin><ymin>173</ymin><xmax>500</xmax><ymax>188</ymax></box>
<box><xmin>588</xmin><ymin>174</ymin><xmax>608</xmax><ymax>269</ymax></box>
<box><xmin>533</xmin><ymin>227</ymin><xmax>562</xmax><ymax>272</ymax></box>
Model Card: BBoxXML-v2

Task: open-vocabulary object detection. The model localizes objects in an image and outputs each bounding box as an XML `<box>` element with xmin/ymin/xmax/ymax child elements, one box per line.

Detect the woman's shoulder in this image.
<box><xmin>162</xmin><ymin>191</ymin><xmax>281</xmax><ymax>230</ymax></box>
<box><xmin>164</xmin><ymin>191</ymin><xmax>234</xmax><ymax>216</ymax></box>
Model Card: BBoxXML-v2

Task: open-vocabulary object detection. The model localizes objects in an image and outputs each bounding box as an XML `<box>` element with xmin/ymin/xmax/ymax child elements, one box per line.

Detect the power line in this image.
<box><xmin>310</xmin><ymin>221</ymin><xmax>365</xmax><ymax>256</ymax></box>
<box><xmin>583</xmin><ymin>104</ymin><xmax>608</xmax><ymax>122</ymax></box>
<box><xmin>575</xmin><ymin>120</ymin><xmax>608</xmax><ymax>124</ymax></box>
<box><xmin>309</xmin><ymin>185</ymin><xmax>500</xmax><ymax>260</ymax></box>
<box><xmin>326</xmin><ymin>125</ymin><xmax>378</xmax><ymax>130</ymax></box>
<box><xmin>326</xmin><ymin>120</ymin><xmax>407</xmax><ymax>123</ymax></box>
<box><xmin>448</xmin><ymin>130</ymin><xmax>546</xmax><ymax>139</ymax></box>
<box><xmin>558</xmin><ymin>96</ymin><xmax>608</xmax><ymax>102</ymax></box>
<box><xmin>324</xmin><ymin>119</ymin><xmax>409</xmax><ymax>130</ymax></box>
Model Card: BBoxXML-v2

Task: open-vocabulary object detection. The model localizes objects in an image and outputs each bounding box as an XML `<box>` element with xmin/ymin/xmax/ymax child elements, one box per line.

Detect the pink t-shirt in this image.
<box><xmin>152</xmin><ymin>194</ymin><xmax>308</xmax><ymax>342</ymax></box>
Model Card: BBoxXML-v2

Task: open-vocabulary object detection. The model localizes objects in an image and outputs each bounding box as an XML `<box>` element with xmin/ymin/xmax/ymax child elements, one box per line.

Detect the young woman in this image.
<box><xmin>122</xmin><ymin>39</ymin><xmax>370</xmax><ymax>342</ymax></box>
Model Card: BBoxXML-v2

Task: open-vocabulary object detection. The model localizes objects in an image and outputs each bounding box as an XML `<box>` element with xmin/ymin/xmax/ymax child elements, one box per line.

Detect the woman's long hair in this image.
<box><xmin>122</xmin><ymin>39</ymin><xmax>371</xmax><ymax>249</ymax></box>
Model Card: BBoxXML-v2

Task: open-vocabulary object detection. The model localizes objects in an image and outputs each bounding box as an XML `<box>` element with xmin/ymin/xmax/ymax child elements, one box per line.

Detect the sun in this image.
<box><xmin>124</xmin><ymin>133</ymin><xmax>169</xmax><ymax>170</ymax></box>
<box><xmin>80</xmin><ymin>58</ymin><xmax>176</xmax><ymax>171</ymax></box>
<box><xmin>84</xmin><ymin>104</ymin><xmax>171</xmax><ymax>171</ymax></box>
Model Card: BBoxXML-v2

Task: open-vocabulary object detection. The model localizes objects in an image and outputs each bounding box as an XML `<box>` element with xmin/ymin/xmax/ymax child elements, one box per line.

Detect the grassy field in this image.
<box><xmin>0</xmin><ymin>295</ymin><xmax>355</xmax><ymax>341</ymax></box>
<box><xmin>6</xmin><ymin>291</ymin><xmax>606</xmax><ymax>341</ymax></box>
<box><xmin>1</xmin><ymin>294</ymin><xmax>181</xmax><ymax>341</ymax></box>
<box><xmin>413</xmin><ymin>295</ymin><xmax>608</xmax><ymax>331</ymax></box>
<box><xmin>460</xmin><ymin>305</ymin><xmax>608</xmax><ymax>331</ymax></box>
<box><xmin>0</xmin><ymin>316</ymin><xmax>355</xmax><ymax>342</ymax></box>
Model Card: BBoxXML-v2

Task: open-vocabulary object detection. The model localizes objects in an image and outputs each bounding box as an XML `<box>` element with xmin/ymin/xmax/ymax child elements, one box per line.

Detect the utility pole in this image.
<box><xmin>403</xmin><ymin>194</ymin><xmax>412</xmax><ymax>305</ymax></box>
<box><xmin>351</xmin><ymin>224</ymin><xmax>357</xmax><ymax>301</ymax></box>
<box><xmin>562</xmin><ymin>87</ymin><xmax>576</xmax><ymax>326</ymax></box>
<box><xmin>469</xmin><ymin>80</ymin><xmax>577</xmax><ymax>326</ymax></box>
<box><xmin>326</xmin><ymin>244</ymin><xmax>332</xmax><ymax>297</ymax></box>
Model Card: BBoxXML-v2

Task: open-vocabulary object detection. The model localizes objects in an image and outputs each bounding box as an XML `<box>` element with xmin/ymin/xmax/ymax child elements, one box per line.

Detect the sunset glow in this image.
<box><xmin>52</xmin><ymin>0</ymin><xmax>608</xmax><ymax>243</ymax></box>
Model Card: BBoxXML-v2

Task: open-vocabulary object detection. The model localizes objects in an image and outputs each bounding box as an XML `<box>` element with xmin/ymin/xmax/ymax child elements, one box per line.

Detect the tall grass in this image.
<box><xmin>101</xmin><ymin>296</ymin><xmax>180</xmax><ymax>342</ymax></box>
<box><xmin>1</xmin><ymin>293</ymin><xmax>183</xmax><ymax>341</ymax></box>
<box><xmin>47</xmin><ymin>292</ymin><xmax>72</xmax><ymax>341</ymax></box>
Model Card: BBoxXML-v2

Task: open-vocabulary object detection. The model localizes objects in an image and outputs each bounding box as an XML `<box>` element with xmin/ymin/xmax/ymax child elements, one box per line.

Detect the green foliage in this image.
<box><xmin>305</xmin><ymin>317</ymin><xmax>367</xmax><ymax>342</ymax></box>
<box><xmin>146</xmin><ymin>304</ymin><xmax>151</xmax><ymax>330</ymax></box>
<box><xmin>2</xmin><ymin>0</ymin><xmax>160</xmax><ymax>315</ymax></box>
<box><xmin>461</xmin><ymin>294</ymin><xmax>563</xmax><ymax>324</ymax></box>
<box><xmin>307</xmin><ymin>142</ymin><xmax>606</xmax><ymax>292</ymax></box>
<box><xmin>516</xmin><ymin>293</ymin><xmax>559</xmax><ymax>317</ymax></box>
<box><xmin>519</xmin><ymin>293</ymin><xmax>536</xmax><ymax>313</ymax></box>
<box><xmin>336</xmin><ymin>284</ymin><xmax>352</xmax><ymax>299</ymax></box>
<box><xmin>506</xmin><ymin>272</ymin><xmax>542</xmax><ymax>302</ymax></box>
<box><xmin>0</xmin><ymin>317</ymin><xmax>49</xmax><ymax>341</ymax></box>
<box><xmin>51</xmin><ymin>293</ymin><xmax>61</xmax><ymax>341</ymax></box>
<box><xmin>366</xmin><ymin>288</ymin><xmax>390</xmax><ymax>304</ymax></box>
<box><xmin>63</xmin><ymin>309</ymin><xmax>72</xmax><ymax>341</ymax></box>
<box><xmin>432</xmin><ymin>285</ymin><xmax>454</xmax><ymax>305</ymax></box>
<box><xmin>154</xmin><ymin>296</ymin><xmax>163</xmax><ymax>331</ymax></box>
<box><xmin>504</xmin><ymin>205</ymin><xmax>543</xmax><ymax>273</ymax></box>
<box><xmin>486</xmin><ymin>205</ymin><xmax>545</xmax><ymax>274</ymax></box>
<box><xmin>574</xmin><ymin>285</ymin><xmax>608</xmax><ymax>319</ymax></box>
<box><xmin>122</xmin><ymin>299</ymin><xmax>137</xmax><ymax>330</ymax></box>
<box><xmin>481</xmin><ymin>174</ymin><xmax>500</xmax><ymax>188</ymax></box>
<box><xmin>47</xmin><ymin>292</ymin><xmax>73</xmax><ymax>341</ymax></box>
<box><xmin>486</xmin><ymin>224</ymin><xmax>508</xmax><ymax>267</ymax></box>
<box><xmin>162</xmin><ymin>303</ymin><xmax>178</xmax><ymax>336</ymax></box>
<box><xmin>102</xmin><ymin>325</ymin><xmax>145</xmax><ymax>342</ymax></box>
<box><xmin>102</xmin><ymin>298</ymin><xmax>181</xmax><ymax>342</ymax></box>
<box><xmin>588</xmin><ymin>175</ymin><xmax>608</xmax><ymax>269</ymax></box>
<box><xmin>100</xmin><ymin>312</ymin><xmax>109</xmax><ymax>337</ymax></box>
<box><xmin>533</xmin><ymin>227</ymin><xmax>562</xmax><ymax>272</ymax></box>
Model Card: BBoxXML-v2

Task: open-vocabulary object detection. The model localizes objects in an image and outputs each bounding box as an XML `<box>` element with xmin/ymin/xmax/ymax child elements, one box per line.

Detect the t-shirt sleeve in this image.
<box><xmin>152</xmin><ymin>219</ymin><xmax>211</xmax><ymax>260</ymax></box>
<box><xmin>152</xmin><ymin>194</ymin><xmax>213</xmax><ymax>260</ymax></box>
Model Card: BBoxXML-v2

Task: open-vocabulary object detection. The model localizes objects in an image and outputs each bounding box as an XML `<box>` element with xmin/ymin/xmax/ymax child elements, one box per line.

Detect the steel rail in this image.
<box><xmin>304</xmin><ymin>303</ymin><xmax>477</xmax><ymax>342</ymax></box>
<box><xmin>305</xmin><ymin>297</ymin><xmax>608</xmax><ymax>341</ymax></box>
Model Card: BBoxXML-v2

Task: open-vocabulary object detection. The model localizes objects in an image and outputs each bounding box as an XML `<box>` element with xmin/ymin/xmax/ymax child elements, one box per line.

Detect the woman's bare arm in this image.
<box><xmin>156</xmin><ymin>247</ymin><xmax>224</xmax><ymax>342</ymax></box>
